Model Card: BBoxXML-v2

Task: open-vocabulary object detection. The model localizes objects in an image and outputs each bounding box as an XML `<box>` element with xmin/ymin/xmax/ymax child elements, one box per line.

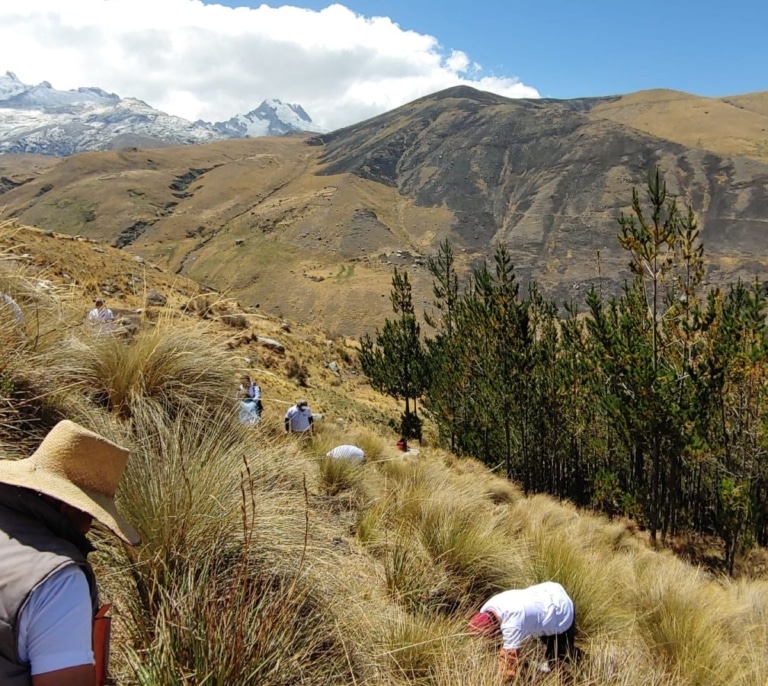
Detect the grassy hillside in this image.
<box><xmin>2</xmin><ymin>220</ymin><xmax>768</xmax><ymax>685</ymax></box>
<box><xmin>590</xmin><ymin>89</ymin><xmax>768</xmax><ymax>162</ymax></box>
<box><xmin>721</xmin><ymin>91</ymin><xmax>768</xmax><ymax>118</ymax></box>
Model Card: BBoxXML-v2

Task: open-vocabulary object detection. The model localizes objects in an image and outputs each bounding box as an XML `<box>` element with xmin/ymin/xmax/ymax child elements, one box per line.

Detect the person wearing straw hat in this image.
<box><xmin>0</xmin><ymin>420</ymin><xmax>139</xmax><ymax>686</ymax></box>
<box><xmin>468</xmin><ymin>582</ymin><xmax>577</xmax><ymax>679</ymax></box>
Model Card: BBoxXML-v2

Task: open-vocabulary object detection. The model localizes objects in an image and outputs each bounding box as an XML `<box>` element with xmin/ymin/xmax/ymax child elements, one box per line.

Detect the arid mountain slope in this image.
<box><xmin>589</xmin><ymin>89</ymin><xmax>768</xmax><ymax>162</ymax></box>
<box><xmin>318</xmin><ymin>86</ymin><xmax>768</xmax><ymax>292</ymax></box>
<box><xmin>0</xmin><ymin>224</ymin><xmax>395</xmax><ymax>428</ymax></box>
<box><xmin>1</xmin><ymin>86</ymin><xmax>767</xmax><ymax>335</ymax></box>
<box><xmin>720</xmin><ymin>91</ymin><xmax>768</xmax><ymax>119</ymax></box>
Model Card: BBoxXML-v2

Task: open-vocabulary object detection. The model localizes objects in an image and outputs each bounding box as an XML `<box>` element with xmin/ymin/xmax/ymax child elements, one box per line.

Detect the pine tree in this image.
<box><xmin>359</xmin><ymin>268</ymin><xmax>427</xmax><ymax>440</ymax></box>
<box><xmin>423</xmin><ymin>240</ymin><xmax>466</xmax><ymax>451</ymax></box>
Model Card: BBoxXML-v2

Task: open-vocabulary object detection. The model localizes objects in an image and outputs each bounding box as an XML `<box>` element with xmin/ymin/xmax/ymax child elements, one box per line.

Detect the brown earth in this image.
<box><xmin>0</xmin><ymin>86</ymin><xmax>767</xmax><ymax>336</ymax></box>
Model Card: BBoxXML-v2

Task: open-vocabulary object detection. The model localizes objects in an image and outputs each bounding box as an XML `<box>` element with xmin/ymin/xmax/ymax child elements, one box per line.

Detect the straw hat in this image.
<box><xmin>0</xmin><ymin>420</ymin><xmax>140</xmax><ymax>545</ymax></box>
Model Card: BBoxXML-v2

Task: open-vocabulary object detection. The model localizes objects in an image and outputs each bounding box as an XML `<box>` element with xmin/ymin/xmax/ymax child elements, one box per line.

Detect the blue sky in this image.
<box><xmin>211</xmin><ymin>0</ymin><xmax>766</xmax><ymax>99</ymax></box>
<box><xmin>0</xmin><ymin>0</ymin><xmax>764</xmax><ymax>130</ymax></box>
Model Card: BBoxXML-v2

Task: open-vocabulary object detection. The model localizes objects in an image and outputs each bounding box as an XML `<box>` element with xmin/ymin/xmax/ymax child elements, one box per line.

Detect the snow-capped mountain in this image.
<box><xmin>213</xmin><ymin>100</ymin><xmax>317</xmax><ymax>137</ymax></box>
<box><xmin>0</xmin><ymin>72</ymin><xmax>323</xmax><ymax>156</ymax></box>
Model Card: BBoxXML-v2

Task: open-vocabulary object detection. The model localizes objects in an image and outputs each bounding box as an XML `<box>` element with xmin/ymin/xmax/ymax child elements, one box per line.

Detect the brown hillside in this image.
<box><xmin>1</xmin><ymin>86</ymin><xmax>767</xmax><ymax>336</ymax></box>
<box><xmin>721</xmin><ymin>91</ymin><xmax>768</xmax><ymax>118</ymax></box>
<box><xmin>590</xmin><ymin>89</ymin><xmax>768</xmax><ymax>162</ymax></box>
<box><xmin>0</xmin><ymin>222</ymin><xmax>398</xmax><ymax>428</ymax></box>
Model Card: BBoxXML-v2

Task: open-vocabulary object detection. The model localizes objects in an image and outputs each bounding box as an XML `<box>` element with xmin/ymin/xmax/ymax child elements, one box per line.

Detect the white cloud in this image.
<box><xmin>0</xmin><ymin>0</ymin><xmax>540</xmax><ymax>130</ymax></box>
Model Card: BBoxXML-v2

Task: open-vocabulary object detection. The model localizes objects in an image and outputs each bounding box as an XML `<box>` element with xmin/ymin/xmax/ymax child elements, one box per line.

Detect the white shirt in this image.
<box><xmin>87</xmin><ymin>306</ymin><xmax>115</xmax><ymax>325</ymax></box>
<box><xmin>326</xmin><ymin>445</ymin><xmax>365</xmax><ymax>462</ymax></box>
<box><xmin>481</xmin><ymin>582</ymin><xmax>574</xmax><ymax>650</ymax></box>
<box><xmin>285</xmin><ymin>405</ymin><xmax>312</xmax><ymax>432</ymax></box>
<box><xmin>17</xmin><ymin>564</ymin><xmax>94</xmax><ymax>675</ymax></box>
<box><xmin>239</xmin><ymin>400</ymin><xmax>262</xmax><ymax>425</ymax></box>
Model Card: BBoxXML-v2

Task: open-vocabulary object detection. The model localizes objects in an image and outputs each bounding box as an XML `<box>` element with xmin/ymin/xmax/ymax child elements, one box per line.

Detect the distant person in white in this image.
<box><xmin>1</xmin><ymin>292</ymin><xmax>23</xmax><ymax>324</ymax></box>
<box><xmin>468</xmin><ymin>582</ymin><xmax>577</xmax><ymax>678</ymax></box>
<box><xmin>86</xmin><ymin>297</ymin><xmax>115</xmax><ymax>333</ymax></box>
<box><xmin>284</xmin><ymin>399</ymin><xmax>313</xmax><ymax>434</ymax></box>
<box><xmin>326</xmin><ymin>445</ymin><xmax>365</xmax><ymax>462</ymax></box>
<box><xmin>238</xmin><ymin>375</ymin><xmax>263</xmax><ymax>425</ymax></box>
<box><xmin>238</xmin><ymin>375</ymin><xmax>261</xmax><ymax>402</ymax></box>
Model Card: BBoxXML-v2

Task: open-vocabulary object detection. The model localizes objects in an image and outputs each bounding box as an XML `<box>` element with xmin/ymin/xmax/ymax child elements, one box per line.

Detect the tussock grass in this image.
<box><xmin>89</xmin><ymin>401</ymin><xmax>363</xmax><ymax>685</ymax></box>
<box><xmin>318</xmin><ymin>454</ymin><xmax>365</xmax><ymax>496</ymax></box>
<box><xmin>383</xmin><ymin>538</ymin><xmax>441</xmax><ymax>611</ymax></box>
<box><xmin>418</xmin><ymin>499</ymin><xmax>526</xmax><ymax>602</ymax></box>
<box><xmin>22</xmin><ymin>380</ymin><xmax>768</xmax><ymax>686</ymax></box>
<box><xmin>527</xmin><ymin>528</ymin><xmax>634</xmax><ymax>638</ymax></box>
<box><xmin>626</xmin><ymin>553</ymin><xmax>768</xmax><ymax>686</ymax></box>
<box><xmin>379</xmin><ymin>612</ymin><xmax>465</xmax><ymax>683</ymax></box>
<box><xmin>0</xmin><ymin>225</ymin><xmax>82</xmax><ymax>444</ymax></box>
<box><xmin>7</xmin><ymin>231</ymin><xmax>768</xmax><ymax>685</ymax></box>
<box><xmin>48</xmin><ymin>320</ymin><xmax>235</xmax><ymax>418</ymax></box>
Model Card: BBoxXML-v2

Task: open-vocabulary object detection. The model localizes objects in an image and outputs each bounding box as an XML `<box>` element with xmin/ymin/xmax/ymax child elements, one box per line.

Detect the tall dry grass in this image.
<box><xmin>21</xmin><ymin>374</ymin><xmax>768</xmax><ymax>685</ymax></box>
<box><xmin>0</xmin><ymin>224</ymin><xmax>83</xmax><ymax>446</ymax></box>
<box><xmin>5</xmin><ymin>240</ymin><xmax>768</xmax><ymax>685</ymax></box>
<box><xmin>46</xmin><ymin>318</ymin><xmax>236</xmax><ymax>418</ymax></box>
<box><xmin>89</xmin><ymin>401</ymin><xmax>368</xmax><ymax>685</ymax></box>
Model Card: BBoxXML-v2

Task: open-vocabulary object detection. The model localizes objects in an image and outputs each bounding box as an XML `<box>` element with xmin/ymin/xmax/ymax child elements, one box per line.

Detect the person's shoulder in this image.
<box><xmin>17</xmin><ymin>564</ymin><xmax>94</xmax><ymax>672</ymax></box>
<box><xmin>39</xmin><ymin>564</ymin><xmax>89</xmax><ymax>592</ymax></box>
<box><xmin>22</xmin><ymin>564</ymin><xmax>91</xmax><ymax>621</ymax></box>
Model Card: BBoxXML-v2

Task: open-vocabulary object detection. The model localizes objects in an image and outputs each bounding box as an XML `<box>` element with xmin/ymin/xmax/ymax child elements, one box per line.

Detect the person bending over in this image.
<box><xmin>468</xmin><ymin>581</ymin><xmax>577</xmax><ymax>680</ymax></box>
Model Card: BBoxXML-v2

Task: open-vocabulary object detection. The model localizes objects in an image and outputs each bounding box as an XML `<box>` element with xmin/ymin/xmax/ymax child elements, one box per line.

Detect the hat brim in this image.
<box><xmin>0</xmin><ymin>459</ymin><xmax>140</xmax><ymax>545</ymax></box>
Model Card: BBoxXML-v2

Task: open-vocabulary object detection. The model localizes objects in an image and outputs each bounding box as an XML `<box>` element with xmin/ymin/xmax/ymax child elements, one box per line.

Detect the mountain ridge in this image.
<box><xmin>0</xmin><ymin>84</ymin><xmax>766</xmax><ymax>336</ymax></box>
<box><xmin>0</xmin><ymin>71</ymin><xmax>322</xmax><ymax>155</ymax></box>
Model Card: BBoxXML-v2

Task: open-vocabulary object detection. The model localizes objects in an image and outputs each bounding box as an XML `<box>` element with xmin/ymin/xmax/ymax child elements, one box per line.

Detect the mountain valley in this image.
<box><xmin>1</xmin><ymin>85</ymin><xmax>767</xmax><ymax>336</ymax></box>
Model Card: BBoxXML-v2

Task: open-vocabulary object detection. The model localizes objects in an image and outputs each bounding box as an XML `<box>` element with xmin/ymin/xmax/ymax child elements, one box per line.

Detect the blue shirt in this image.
<box><xmin>17</xmin><ymin>565</ymin><xmax>94</xmax><ymax>675</ymax></box>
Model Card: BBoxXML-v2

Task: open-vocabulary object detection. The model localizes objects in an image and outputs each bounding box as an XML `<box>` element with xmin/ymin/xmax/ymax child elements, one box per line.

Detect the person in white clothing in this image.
<box><xmin>86</xmin><ymin>298</ymin><xmax>115</xmax><ymax>333</ymax></box>
<box><xmin>325</xmin><ymin>445</ymin><xmax>365</xmax><ymax>463</ymax></box>
<box><xmin>284</xmin><ymin>399</ymin><xmax>313</xmax><ymax>434</ymax></box>
<box><xmin>468</xmin><ymin>582</ymin><xmax>577</xmax><ymax>679</ymax></box>
<box><xmin>238</xmin><ymin>375</ymin><xmax>263</xmax><ymax>424</ymax></box>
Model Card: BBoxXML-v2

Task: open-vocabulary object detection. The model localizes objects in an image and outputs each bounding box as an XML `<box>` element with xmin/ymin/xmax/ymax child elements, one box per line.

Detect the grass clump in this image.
<box><xmin>49</xmin><ymin>321</ymin><xmax>235</xmax><ymax>418</ymax></box>
<box><xmin>318</xmin><ymin>454</ymin><xmax>364</xmax><ymax>496</ymax></box>
<box><xmin>380</xmin><ymin>612</ymin><xmax>463</xmax><ymax>683</ymax></box>
<box><xmin>0</xmin><ymin>226</ymin><xmax>80</xmax><ymax>444</ymax></box>
<box><xmin>92</xmin><ymin>402</ymin><xmax>362</xmax><ymax>685</ymax></box>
